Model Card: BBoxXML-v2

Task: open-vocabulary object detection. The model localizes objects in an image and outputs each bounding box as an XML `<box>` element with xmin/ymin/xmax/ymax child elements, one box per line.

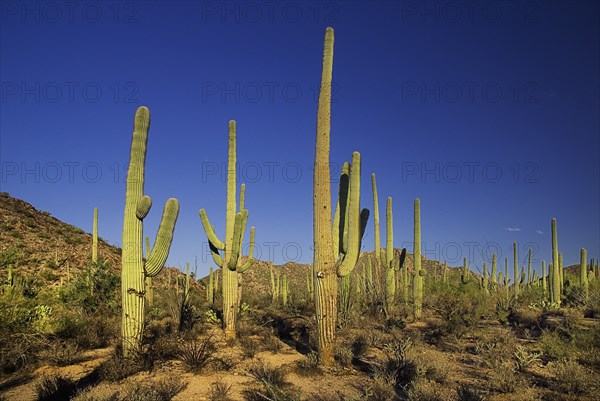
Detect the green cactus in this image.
<box><xmin>551</xmin><ymin>218</ymin><xmax>561</xmax><ymax>305</ymax></box>
<box><xmin>282</xmin><ymin>275</ymin><xmax>288</xmax><ymax>306</ymax></box>
<box><xmin>92</xmin><ymin>207</ymin><xmax>98</xmax><ymax>263</ymax></box>
<box><xmin>504</xmin><ymin>256</ymin><xmax>510</xmax><ymax>298</ymax></box>
<box><xmin>443</xmin><ymin>261</ymin><xmax>448</xmax><ymax>285</ymax></box>
<box><xmin>269</xmin><ymin>263</ymin><xmax>278</xmax><ymax>304</ymax></box>
<box><xmin>461</xmin><ymin>257</ymin><xmax>469</xmax><ymax>284</ymax></box>
<box><xmin>513</xmin><ymin>242</ymin><xmax>519</xmax><ymax>297</ymax></box>
<box><xmin>412</xmin><ymin>198</ymin><xmax>424</xmax><ymax>319</ymax></box>
<box><xmin>207</xmin><ymin>266</ymin><xmax>214</xmax><ymax>304</ymax></box>
<box><xmin>580</xmin><ymin>248</ymin><xmax>588</xmax><ymax>299</ymax></box>
<box><xmin>542</xmin><ymin>260</ymin><xmax>547</xmax><ymax>298</ymax></box>
<box><xmin>371</xmin><ymin>174</ymin><xmax>382</xmax><ymax>281</ymax></box>
<box><xmin>365</xmin><ymin>255</ymin><xmax>374</xmax><ymax>295</ymax></box>
<box><xmin>490</xmin><ymin>254</ymin><xmax>497</xmax><ymax>291</ymax></box>
<box><xmin>144</xmin><ymin>236</ymin><xmax>153</xmax><ymax>307</ymax></box>
<box><xmin>384</xmin><ymin>197</ymin><xmax>395</xmax><ymax>308</ymax></box>
<box><xmin>306</xmin><ymin>269</ymin><xmax>314</xmax><ymax>300</ymax></box>
<box><xmin>527</xmin><ymin>249</ymin><xmax>532</xmax><ymax>287</ymax></box>
<box><xmin>483</xmin><ymin>262</ymin><xmax>489</xmax><ymax>295</ymax></box>
<box><xmin>559</xmin><ymin>252</ymin><xmax>564</xmax><ymax>291</ymax></box>
<box><xmin>121</xmin><ymin>106</ymin><xmax>179</xmax><ymax>356</ymax></box>
<box><xmin>312</xmin><ymin>27</ymin><xmax>369</xmax><ymax>366</ymax></box>
<box><xmin>199</xmin><ymin>121</ymin><xmax>256</xmax><ymax>339</ymax></box>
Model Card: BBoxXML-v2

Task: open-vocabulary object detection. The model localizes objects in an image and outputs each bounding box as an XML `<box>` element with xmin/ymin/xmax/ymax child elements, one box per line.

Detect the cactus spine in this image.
<box><xmin>199</xmin><ymin>121</ymin><xmax>256</xmax><ymax>339</ymax></box>
<box><xmin>412</xmin><ymin>198</ymin><xmax>423</xmax><ymax>319</ymax></box>
<box><xmin>580</xmin><ymin>248</ymin><xmax>588</xmax><ymax>298</ymax></box>
<box><xmin>551</xmin><ymin>218</ymin><xmax>561</xmax><ymax>305</ymax></box>
<box><xmin>121</xmin><ymin>106</ymin><xmax>179</xmax><ymax>356</ymax></box>
<box><xmin>312</xmin><ymin>27</ymin><xmax>368</xmax><ymax>365</ymax></box>
<box><xmin>92</xmin><ymin>207</ymin><xmax>98</xmax><ymax>262</ymax></box>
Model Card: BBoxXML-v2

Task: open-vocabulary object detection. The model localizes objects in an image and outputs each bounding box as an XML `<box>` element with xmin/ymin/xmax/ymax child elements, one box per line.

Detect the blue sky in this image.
<box><xmin>1</xmin><ymin>1</ymin><xmax>598</xmax><ymax>280</ymax></box>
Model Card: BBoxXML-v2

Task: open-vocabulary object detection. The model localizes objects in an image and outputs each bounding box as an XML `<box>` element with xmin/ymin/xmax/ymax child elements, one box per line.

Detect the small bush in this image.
<box><xmin>35</xmin><ymin>374</ymin><xmax>77</xmax><ymax>401</ymax></box>
<box><xmin>513</xmin><ymin>345</ymin><xmax>541</xmax><ymax>372</ymax></box>
<box><xmin>550</xmin><ymin>358</ymin><xmax>597</xmax><ymax>395</ymax></box>
<box><xmin>489</xmin><ymin>361</ymin><xmax>527</xmax><ymax>393</ymax></box>
<box><xmin>249</xmin><ymin>360</ymin><xmax>288</xmax><ymax>388</ymax></box>
<box><xmin>406</xmin><ymin>379</ymin><xmax>446</xmax><ymax>401</ymax></box>
<box><xmin>456</xmin><ymin>384</ymin><xmax>484</xmax><ymax>401</ymax></box>
<box><xmin>178</xmin><ymin>334</ymin><xmax>215</xmax><ymax>373</ymax></box>
<box><xmin>209</xmin><ymin>381</ymin><xmax>233</xmax><ymax>401</ymax></box>
<box><xmin>100</xmin><ymin>353</ymin><xmax>145</xmax><ymax>382</ymax></box>
<box><xmin>39</xmin><ymin>340</ymin><xmax>82</xmax><ymax>366</ymax></box>
<box><xmin>334</xmin><ymin>344</ymin><xmax>353</xmax><ymax>367</ymax></box>
<box><xmin>71</xmin><ymin>384</ymin><xmax>118</xmax><ymax>401</ymax></box>
<box><xmin>296</xmin><ymin>352</ymin><xmax>320</xmax><ymax>376</ymax></box>
<box><xmin>120</xmin><ymin>377</ymin><xmax>186</xmax><ymax>401</ymax></box>
<box><xmin>240</xmin><ymin>336</ymin><xmax>259</xmax><ymax>359</ymax></box>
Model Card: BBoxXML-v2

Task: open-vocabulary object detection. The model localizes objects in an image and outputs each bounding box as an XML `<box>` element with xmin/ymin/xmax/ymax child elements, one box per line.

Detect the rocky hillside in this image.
<box><xmin>1</xmin><ymin>192</ymin><xmax>453</xmax><ymax>296</ymax></box>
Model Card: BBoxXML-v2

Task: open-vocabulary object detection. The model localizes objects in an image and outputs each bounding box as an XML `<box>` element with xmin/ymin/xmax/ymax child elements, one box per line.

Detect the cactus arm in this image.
<box><xmin>145</xmin><ymin>198</ymin><xmax>180</xmax><ymax>277</ymax></box>
<box><xmin>338</xmin><ymin>162</ymin><xmax>350</xmax><ymax>255</ymax></box>
<box><xmin>239</xmin><ymin>183</ymin><xmax>246</xmax><ymax>212</ymax></box>
<box><xmin>238</xmin><ymin>226</ymin><xmax>256</xmax><ymax>273</ymax></box>
<box><xmin>385</xmin><ymin>197</ymin><xmax>393</xmax><ymax>269</ymax></box>
<box><xmin>337</xmin><ymin>152</ymin><xmax>365</xmax><ymax>277</ymax></box>
<box><xmin>92</xmin><ymin>207</ymin><xmax>99</xmax><ymax>262</ymax></box>
<box><xmin>551</xmin><ymin>218</ymin><xmax>560</xmax><ymax>305</ymax></box>
<box><xmin>228</xmin><ymin>212</ymin><xmax>245</xmax><ymax>270</ymax></box>
<box><xmin>199</xmin><ymin>209</ymin><xmax>225</xmax><ymax>250</ymax></box>
<box><xmin>136</xmin><ymin>196</ymin><xmax>152</xmax><ymax>220</ymax></box>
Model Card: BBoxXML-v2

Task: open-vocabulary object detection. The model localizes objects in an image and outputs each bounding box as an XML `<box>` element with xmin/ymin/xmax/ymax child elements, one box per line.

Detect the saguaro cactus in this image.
<box><xmin>92</xmin><ymin>207</ymin><xmax>98</xmax><ymax>262</ymax></box>
<box><xmin>527</xmin><ymin>249</ymin><xmax>532</xmax><ymax>288</ymax></box>
<box><xmin>491</xmin><ymin>254</ymin><xmax>497</xmax><ymax>291</ymax></box>
<box><xmin>542</xmin><ymin>260</ymin><xmax>547</xmax><ymax>298</ymax></box>
<box><xmin>121</xmin><ymin>106</ymin><xmax>179</xmax><ymax>356</ymax></box>
<box><xmin>384</xmin><ymin>197</ymin><xmax>395</xmax><ymax>308</ymax></box>
<box><xmin>372</xmin><ymin>174</ymin><xmax>382</xmax><ymax>279</ymax></box>
<box><xmin>483</xmin><ymin>262</ymin><xmax>489</xmax><ymax>295</ymax></box>
<box><xmin>580</xmin><ymin>248</ymin><xmax>588</xmax><ymax>298</ymax></box>
<box><xmin>513</xmin><ymin>242</ymin><xmax>519</xmax><ymax>297</ymax></box>
<box><xmin>312</xmin><ymin>27</ymin><xmax>368</xmax><ymax>365</ymax></box>
<box><xmin>199</xmin><ymin>122</ymin><xmax>256</xmax><ymax>339</ymax></box>
<box><xmin>207</xmin><ymin>266</ymin><xmax>214</xmax><ymax>304</ymax></box>
<box><xmin>551</xmin><ymin>218</ymin><xmax>561</xmax><ymax>305</ymax></box>
<box><xmin>462</xmin><ymin>257</ymin><xmax>469</xmax><ymax>284</ymax></box>
<box><xmin>412</xmin><ymin>198</ymin><xmax>424</xmax><ymax>319</ymax></box>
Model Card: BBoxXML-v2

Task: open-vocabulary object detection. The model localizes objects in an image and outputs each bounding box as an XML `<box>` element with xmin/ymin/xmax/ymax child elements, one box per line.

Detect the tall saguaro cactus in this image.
<box><xmin>412</xmin><ymin>198</ymin><xmax>424</xmax><ymax>319</ymax></box>
<box><xmin>312</xmin><ymin>27</ymin><xmax>369</xmax><ymax>365</ymax></box>
<box><xmin>580</xmin><ymin>248</ymin><xmax>588</xmax><ymax>299</ymax></box>
<box><xmin>199</xmin><ymin>121</ymin><xmax>256</xmax><ymax>339</ymax></box>
<box><xmin>491</xmin><ymin>254</ymin><xmax>497</xmax><ymax>291</ymax></box>
<box><xmin>121</xmin><ymin>106</ymin><xmax>179</xmax><ymax>356</ymax></box>
<box><xmin>513</xmin><ymin>242</ymin><xmax>519</xmax><ymax>297</ymax></box>
<box><xmin>92</xmin><ymin>207</ymin><xmax>98</xmax><ymax>262</ymax></box>
<box><xmin>551</xmin><ymin>218</ymin><xmax>561</xmax><ymax>305</ymax></box>
<box><xmin>372</xmin><ymin>174</ymin><xmax>382</xmax><ymax>279</ymax></box>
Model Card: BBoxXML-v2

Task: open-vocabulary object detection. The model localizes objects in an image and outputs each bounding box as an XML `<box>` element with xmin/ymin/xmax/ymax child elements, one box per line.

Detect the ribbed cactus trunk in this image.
<box><xmin>371</xmin><ymin>174</ymin><xmax>382</xmax><ymax>287</ymax></box>
<box><xmin>412</xmin><ymin>199</ymin><xmax>423</xmax><ymax>319</ymax></box>
<box><xmin>542</xmin><ymin>260</ymin><xmax>547</xmax><ymax>298</ymax></box>
<box><xmin>559</xmin><ymin>252</ymin><xmax>564</xmax><ymax>292</ymax></box>
<box><xmin>92</xmin><ymin>208</ymin><xmax>98</xmax><ymax>262</ymax></box>
<box><xmin>223</xmin><ymin>122</ymin><xmax>238</xmax><ymax>339</ymax></box>
<box><xmin>527</xmin><ymin>249</ymin><xmax>532</xmax><ymax>288</ymax></box>
<box><xmin>121</xmin><ymin>106</ymin><xmax>179</xmax><ymax>356</ymax></box>
<box><xmin>461</xmin><ymin>257</ymin><xmax>468</xmax><ymax>284</ymax></box>
<box><xmin>513</xmin><ymin>242</ymin><xmax>519</xmax><ymax>297</ymax></box>
<box><xmin>491</xmin><ymin>254</ymin><xmax>497</xmax><ymax>291</ymax></box>
<box><xmin>385</xmin><ymin>197</ymin><xmax>395</xmax><ymax>308</ymax></box>
<box><xmin>504</xmin><ymin>257</ymin><xmax>509</xmax><ymax>299</ymax></box>
<box><xmin>580</xmin><ymin>248</ymin><xmax>588</xmax><ymax>298</ymax></box>
<box><xmin>282</xmin><ymin>275</ymin><xmax>288</xmax><ymax>306</ymax></box>
<box><xmin>551</xmin><ymin>218</ymin><xmax>561</xmax><ymax>305</ymax></box>
<box><xmin>208</xmin><ymin>266</ymin><xmax>214</xmax><ymax>304</ymax></box>
<box><xmin>313</xmin><ymin>27</ymin><xmax>337</xmax><ymax>366</ymax></box>
<box><xmin>483</xmin><ymin>262</ymin><xmax>489</xmax><ymax>295</ymax></box>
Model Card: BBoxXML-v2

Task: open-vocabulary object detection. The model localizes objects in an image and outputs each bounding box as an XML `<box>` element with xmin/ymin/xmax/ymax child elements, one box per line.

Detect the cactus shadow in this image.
<box><xmin>270</xmin><ymin>315</ymin><xmax>312</xmax><ymax>355</ymax></box>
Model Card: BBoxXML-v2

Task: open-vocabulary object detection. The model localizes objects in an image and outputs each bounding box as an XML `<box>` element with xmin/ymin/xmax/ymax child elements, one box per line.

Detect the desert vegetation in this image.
<box><xmin>1</xmin><ymin>27</ymin><xmax>599</xmax><ymax>401</ymax></box>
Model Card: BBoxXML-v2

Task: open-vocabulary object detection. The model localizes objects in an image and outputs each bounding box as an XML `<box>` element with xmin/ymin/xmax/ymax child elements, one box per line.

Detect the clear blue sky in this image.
<box><xmin>1</xmin><ymin>1</ymin><xmax>598</xmax><ymax>281</ymax></box>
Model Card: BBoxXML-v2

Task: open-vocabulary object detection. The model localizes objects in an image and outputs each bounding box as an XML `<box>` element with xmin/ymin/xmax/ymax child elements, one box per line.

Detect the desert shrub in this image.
<box><xmin>100</xmin><ymin>352</ymin><xmax>146</xmax><ymax>382</ymax></box>
<box><xmin>374</xmin><ymin>339</ymin><xmax>424</xmax><ymax>392</ymax></box>
<box><xmin>550</xmin><ymin>358</ymin><xmax>597</xmax><ymax>395</ymax></box>
<box><xmin>406</xmin><ymin>379</ymin><xmax>447</xmax><ymax>401</ymax></box>
<box><xmin>419</xmin><ymin>353</ymin><xmax>451</xmax><ymax>384</ymax></box>
<box><xmin>262</xmin><ymin>330</ymin><xmax>283</xmax><ymax>353</ymax></box>
<box><xmin>363</xmin><ymin>377</ymin><xmax>397</xmax><ymax>401</ymax></box>
<box><xmin>71</xmin><ymin>384</ymin><xmax>118</xmax><ymax>401</ymax></box>
<box><xmin>120</xmin><ymin>377</ymin><xmax>186</xmax><ymax>401</ymax></box>
<box><xmin>239</xmin><ymin>336</ymin><xmax>259</xmax><ymax>359</ymax></box>
<box><xmin>513</xmin><ymin>345</ymin><xmax>541</xmax><ymax>372</ymax></box>
<box><xmin>295</xmin><ymin>352</ymin><xmax>321</xmax><ymax>376</ymax></box>
<box><xmin>58</xmin><ymin>260</ymin><xmax>119</xmax><ymax>314</ymax></box>
<box><xmin>35</xmin><ymin>374</ymin><xmax>77</xmax><ymax>401</ymax></box>
<box><xmin>538</xmin><ymin>330</ymin><xmax>577</xmax><ymax>361</ymax></box>
<box><xmin>456</xmin><ymin>384</ymin><xmax>484</xmax><ymax>401</ymax></box>
<box><xmin>249</xmin><ymin>360</ymin><xmax>288</xmax><ymax>388</ymax></box>
<box><xmin>488</xmin><ymin>361</ymin><xmax>527</xmax><ymax>393</ymax></box>
<box><xmin>334</xmin><ymin>344</ymin><xmax>353</xmax><ymax>367</ymax></box>
<box><xmin>0</xmin><ymin>333</ymin><xmax>42</xmax><ymax>374</ymax></box>
<box><xmin>38</xmin><ymin>340</ymin><xmax>82</xmax><ymax>366</ymax></box>
<box><xmin>351</xmin><ymin>335</ymin><xmax>369</xmax><ymax>359</ymax></box>
<box><xmin>428</xmin><ymin>287</ymin><xmax>490</xmax><ymax>338</ymax></box>
<box><xmin>178</xmin><ymin>334</ymin><xmax>215</xmax><ymax>373</ymax></box>
<box><xmin>209</xmin><ymin>381</ymin><xmax>233</xmax><ymax>401</ymax></box>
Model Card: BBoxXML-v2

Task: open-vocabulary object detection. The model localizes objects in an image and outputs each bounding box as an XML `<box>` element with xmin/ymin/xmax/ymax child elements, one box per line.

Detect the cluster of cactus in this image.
<box><xmin>120</xmin><ymin>106</ymin><xmax>179</xmax><ymax>356</ymax></box>
<box><xmin>199</xmin><ymin>121</ymin><xmax>256</xmax><ymax>339</ymax></box>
